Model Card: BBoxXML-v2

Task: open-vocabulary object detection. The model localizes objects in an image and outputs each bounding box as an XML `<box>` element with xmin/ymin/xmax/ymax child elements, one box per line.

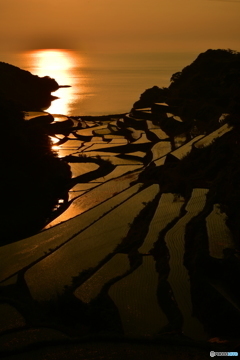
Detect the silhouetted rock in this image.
<box><xmin>133</xmin><ymin>86</ymin><xmax>169</xmax><ymax>109</ymax></box>
<box><xmin>0</xmin><ymin>61</ymin><xmax>60</xmax><ymax>110</ymax></box>
<box><xmin>27</xmin><ymin>114</ymin><xmax>55</xmax><ymax>127</ymax></box>
<box><xmin>168</xmin><ymin>49</ymin><xmax>240</xmax><ymax>125</ymax></box>
<box><xmin>133</xmin><ymin>49</ymin><xmax>240</xmax><ymax>131</ymax></box>
<box><xmin>47</xmin><ymin>119</ymin><xmax>74</xmax><ymax>136</ymax></box>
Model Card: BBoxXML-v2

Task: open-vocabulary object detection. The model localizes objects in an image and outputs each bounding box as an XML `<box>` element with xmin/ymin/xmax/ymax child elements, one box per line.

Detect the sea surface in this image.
<box><xmin>0</xmin><ymin>50</ymin><xmax>198</xmax><ymax>116</ymax></box>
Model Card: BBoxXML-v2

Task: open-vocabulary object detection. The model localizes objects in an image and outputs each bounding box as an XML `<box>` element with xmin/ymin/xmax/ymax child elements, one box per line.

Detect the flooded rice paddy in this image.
<box><xmin>0</xmin><ymin>108</ymin><xmax>238</xmax><ymax>353</ymax></box>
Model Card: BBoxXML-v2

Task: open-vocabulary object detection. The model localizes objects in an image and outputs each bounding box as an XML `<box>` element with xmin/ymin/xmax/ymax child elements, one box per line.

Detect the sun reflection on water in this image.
<box><xmin>22</xmin><ymin>49</ymin><xmax>82</xmax><ymax>115</ymax></box>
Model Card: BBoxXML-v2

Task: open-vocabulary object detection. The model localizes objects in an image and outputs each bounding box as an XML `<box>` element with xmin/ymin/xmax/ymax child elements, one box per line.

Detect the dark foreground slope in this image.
<box><xmin>0</xmin><ymin>98</ymin><xmax>71</xmax><ymax>242</ymax></box>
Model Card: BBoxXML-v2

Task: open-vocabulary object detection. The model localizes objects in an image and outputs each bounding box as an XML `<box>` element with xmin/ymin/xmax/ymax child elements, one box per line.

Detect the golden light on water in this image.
<box><xmin>22</xmin><ymin>49</ymin><xmax>81</xmax><ymax>115</ymax></box>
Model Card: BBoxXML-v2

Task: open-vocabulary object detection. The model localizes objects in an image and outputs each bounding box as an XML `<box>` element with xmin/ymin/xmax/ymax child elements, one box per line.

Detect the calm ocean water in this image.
<box><xmin>1</xmin><ymin>50</ymin><xmax>198</xmax><ymax>116</ymax></box>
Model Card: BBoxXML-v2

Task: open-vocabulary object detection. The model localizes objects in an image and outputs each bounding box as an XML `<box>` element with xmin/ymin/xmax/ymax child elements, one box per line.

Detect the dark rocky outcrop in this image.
<box><xmin>133</xmin><ymin>49</ymin><xmax>240</xmax><ymax>132</ymax></box>
<box><xmin>0</xmin><ymin>62</ymin><xmax>60</xmax><ymax>110</ymax></box>
<box><xmin>168</xmin><ymin>49</ymin><xmax>240</xmax><ymax>126</ymax></box>
<box><xmin>133</xmin><ymin>86</ymin><xmax>169</xmax><ymax>109</ymax></box>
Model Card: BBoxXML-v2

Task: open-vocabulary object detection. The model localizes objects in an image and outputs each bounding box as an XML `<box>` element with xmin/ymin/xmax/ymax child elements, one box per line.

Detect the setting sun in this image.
<box><xmin>32</xmin><ymin>49</ymin><xmax>76</xmax><ymax>74</ymax></box>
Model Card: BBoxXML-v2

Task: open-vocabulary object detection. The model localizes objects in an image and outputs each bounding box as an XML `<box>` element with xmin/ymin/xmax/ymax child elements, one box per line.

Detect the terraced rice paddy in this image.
<box><xmin>206</xmin><ymin>204</ymin><xmax>234</xmax><ymax>259</ymax></box>
<box><xmin>109</xmin><ymin>256</ymin><xmax>168</xmax><ymax>337</ymax></box>
<box><xmin>152</xmin><ymin>142</ymin><xmax>172</xmax><ymax>160</ymax></box>
<box><xmin>170</xmin><ymin>135</ymin><xmax>204</xmax><ymax>160</ymax></box>
<box><xmin>165</xmin><ymin>189</ymin><xmax>209</xmax><ymax>340</ymax></box>
<box><xmin>1</xmin><ymin>108</ymin><xmax>239</xmax><ymax>354</ymax></box>
<box><xmin>24</xmin><ymin>184</ymin><xmax>159</xmax><ymax>301</ymax></box>
<box><xmin>74</xmin><ymin>254</ymin><xmax>130</xmax><ymax>303</ymax></box>
<box><xmin>193</xmin><ymin>124</ymin><xmax>233</xmax><ymax>148</ymax></box>
<box><xmin>139</xmin><ymin>193</ymin><xmax>183</xmax><ymax>254</ymax></box>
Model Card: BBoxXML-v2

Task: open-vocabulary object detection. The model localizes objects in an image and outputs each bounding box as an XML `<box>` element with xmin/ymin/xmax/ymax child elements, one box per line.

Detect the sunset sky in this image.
<box><xmin>1</xmin><ymin>0</ymin><xmax>239</xmax><ymax>53</ymax></box>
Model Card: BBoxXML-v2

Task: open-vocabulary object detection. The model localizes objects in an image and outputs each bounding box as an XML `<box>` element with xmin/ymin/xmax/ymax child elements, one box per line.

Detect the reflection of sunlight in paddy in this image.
<box><xmin>26</xmin><ymin>185</ymin><xmax>158</xmax><ymax>301</ymax></box>
<box><xmin>21</xmin><ymin>49</ymin><xmax>87</xmax><ymax>115</ymax></box>
<box><xmin>69</xmin><ymin>163</ymin><xmax>99</xmax><ymax>178</ymax></box>
<box><xmin>49</xmin><ymin>136</ymin><xmax>59</xmax><ymax>151</ymax></box>
<box><xmin>45</xmin><ymin>170</ymin><xmax>141</xmax><ymax>229</ymax></box>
